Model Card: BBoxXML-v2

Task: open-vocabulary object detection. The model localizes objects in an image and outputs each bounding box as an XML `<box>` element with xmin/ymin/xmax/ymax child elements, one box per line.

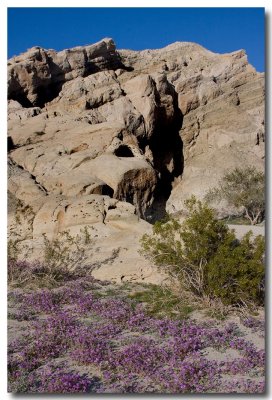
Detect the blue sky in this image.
<box><xmin>8</xmin><ymin>8</ymin><xmax>265</xmax><ymax>71</ymax></box>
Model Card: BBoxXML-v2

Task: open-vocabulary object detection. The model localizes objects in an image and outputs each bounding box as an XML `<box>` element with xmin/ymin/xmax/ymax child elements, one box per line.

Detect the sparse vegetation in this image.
<box><xmin>205</xmin><ymin>167</ymin><xmax>265</xmax><ymax>225</ymax></box>
<box><xmin>7</xmin><ymin>227</ymin><xmax>122</xmax><ymax>289</ymax></box>
<box><xmin>129</xmin><ymin>283</ymin><xmax>194</xmax><ymax>319</ymax></box>
<box><xmin>42</xmin><ymin>230</ymin><xmax>88</xmax><ymax>270</ymax></box>
<box><xmin>8</xmin><ymin>238</ymin><xmax>21</xmax><ymax>262</ymax></box>
<box><xmin>8</xmin><ymin>228</ymin><xmax>93</xmax><ymax>288</ymax></box>
<box><xmin>7</xmin><ymin>198</ymin><xmax>265</xmax><ymax>394</ymax></box>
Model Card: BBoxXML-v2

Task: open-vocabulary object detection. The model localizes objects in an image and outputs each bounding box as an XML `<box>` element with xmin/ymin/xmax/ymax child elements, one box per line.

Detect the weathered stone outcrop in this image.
<box><xmin>8</xmin><ymin>38</ymin><xmax>123</xmax><ymax>107</ymax></box>
<box><xmin>8</xmin><ymin>38</ymin><xmax>264</xmax><ymax>282</ymax></box>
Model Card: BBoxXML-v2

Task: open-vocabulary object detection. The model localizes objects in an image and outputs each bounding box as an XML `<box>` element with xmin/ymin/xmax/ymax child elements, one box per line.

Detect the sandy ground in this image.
<box><xmin>227</xmin><ymin>224</ymin><xmax>265</xmax><ymax>239</ymax></box>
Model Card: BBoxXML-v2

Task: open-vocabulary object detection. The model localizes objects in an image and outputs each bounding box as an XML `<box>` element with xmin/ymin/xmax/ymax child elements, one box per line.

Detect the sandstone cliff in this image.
<box><xmin>7</xmin><ymin>38</ymin><xmax>265</xmax><ymax>282</ymax></box>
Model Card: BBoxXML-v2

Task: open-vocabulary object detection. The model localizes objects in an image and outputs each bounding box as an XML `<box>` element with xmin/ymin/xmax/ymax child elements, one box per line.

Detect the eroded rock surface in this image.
<box><xmin>8</xmin><ymin>38</ymin><xmax>264</xmax><ymax>282</ymax></box>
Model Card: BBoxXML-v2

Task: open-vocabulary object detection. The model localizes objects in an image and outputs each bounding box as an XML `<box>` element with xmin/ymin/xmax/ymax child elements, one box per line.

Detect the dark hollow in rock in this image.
<box><xmin>8</xmin><ymin>136</ymin><xmax>16</xmax><ymax>152</ymax></box>
<box><xmin>114</xmin><ymin>145</ymin><xmax>134</xmax><ymax>157</ymax></box>
<box><xmin>144</xmin><ymin>89</ymin><xmax>184</xmax><ymax>223</ymax></box>
<box><xmin>101</xmin><ymin>185</ymin><xmax>114</xmax><ymax>197</ymax></box>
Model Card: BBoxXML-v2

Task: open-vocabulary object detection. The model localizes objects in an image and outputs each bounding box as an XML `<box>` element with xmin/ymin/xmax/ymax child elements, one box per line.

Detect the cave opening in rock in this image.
<box><xmin>8</xmin><ymin>136</ymin><xmax>15</xmax><ymax>152</ymax></box>
<box><xmin>144</xmin><ymin>93</ymin><xmax>184</xmax><ymax>223</ymax></box>
<box><xmin>35</xmin><ymin>83</ymin><xmax>64</xmax><ymax>108</ymax></box>
<box><xmin>9</xmin><ymin>81</ymin><xmax>65</xmax><ymax>109</ymax></box>
<box><xmin>101</xmin><ymin>185</ymin><xmax>114</xmax><ymax>197</ymax></box>
<box><xmin>114</xmin><ymin>145</ymin><xmax>134</xmax><ymax>157</ymax></box>
<box><xmin>9</xmin><ymin>92</ymin><xmax>33</xmax><ymax>108</ymax></box>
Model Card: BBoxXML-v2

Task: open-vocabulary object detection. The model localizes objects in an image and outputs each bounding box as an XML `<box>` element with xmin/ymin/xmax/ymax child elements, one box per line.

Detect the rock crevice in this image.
<box><xmin>8</xmin><ymin>38</ymin><xmax>264</xmax><ymax>282</ymax></box>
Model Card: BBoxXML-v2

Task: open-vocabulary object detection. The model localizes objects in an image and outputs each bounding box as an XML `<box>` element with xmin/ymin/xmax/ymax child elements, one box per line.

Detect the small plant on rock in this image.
<box><xmin>205</xmin><ymin>167</ymin><xmax>265</xmax><ymax>225</ymax></box>
<box><xmin>8</xmin><ymin>227</ymin><xmax>93</xmax><ymax>288</ymax></box>
<box><xmin>42</xmin><ymin>229</ymin><xmax>90</xmax><ymax>270</ymax></box>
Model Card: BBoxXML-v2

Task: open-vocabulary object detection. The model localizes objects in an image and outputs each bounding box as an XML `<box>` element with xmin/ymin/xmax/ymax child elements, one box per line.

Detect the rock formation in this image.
<box><xmin>7</xmin><ymin>38</ymin><xmax>265</xmax><ymax>282</ymax></box>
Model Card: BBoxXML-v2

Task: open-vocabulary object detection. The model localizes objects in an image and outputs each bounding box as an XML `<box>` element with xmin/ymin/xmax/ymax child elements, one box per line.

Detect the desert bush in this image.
<box><xmin>8</xmin><ymin>239</ymin><xmax>20</xmax><ymax>262</ymax></box>
<box><xmin>205</xmin><ymin>167</ymin><xmax>265</xmax><ymax>225</ymax></box>
<box><xmin>8</xmin><ymin>227</ymin><xmax>93</xmax><ymax>288</ymax></box>
<box><xmin>42</xmin><ymin>230</ymin><xmax>87</xmax><ymax>270</ymax></box>
<box><xmin>141</xmin><ymin>196</ymin><xmax>265</xmax><ymax>306</ymax></box>
<box><xmin>205</xmin><ymin>231</ymin><xmax>264</xmax><ymax>306</ymax></box>
<box><xmin>7</xmin><ymin>259</ymin><xmax>92</xmax><ymax>289</ymax></box>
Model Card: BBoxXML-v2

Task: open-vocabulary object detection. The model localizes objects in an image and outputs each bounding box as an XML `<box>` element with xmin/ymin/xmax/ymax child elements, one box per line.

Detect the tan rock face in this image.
<box><xmin>8</xmin><ymin>38</ymin><xmax>123</xmax><ymax>107</ymax></box>
<box><xmin>8</xmin><ymin>38</ymin><xmax>264</xmax><ymax>281</ymax></box>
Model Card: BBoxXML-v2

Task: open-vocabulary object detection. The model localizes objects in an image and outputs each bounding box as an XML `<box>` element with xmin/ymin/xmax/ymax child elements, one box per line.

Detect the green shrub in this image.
<box><xmin>140</xmin><ymin>196</ymin><xmax>264</xmax><ymax>307</ymax></box>
<box><xmin>205</xmin><ymin>231</ymin><xmax>264</xmax><ymax>306</ymax></box>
